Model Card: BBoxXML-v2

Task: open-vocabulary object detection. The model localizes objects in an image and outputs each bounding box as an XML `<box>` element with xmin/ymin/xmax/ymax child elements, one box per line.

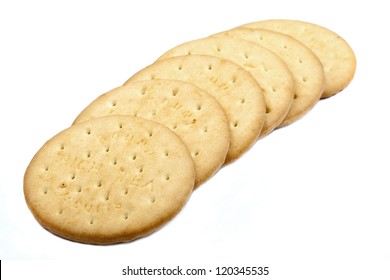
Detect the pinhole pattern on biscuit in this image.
<box><xmin>157</xmin><ymin>37</ymin><xmax>294</xmax><ymax>136</ymax></box>
<box><xmin>74</xmin><ymin>79</ymin><xmax>230</xmax><ymax>187</ymax></box>
<box><xmin>213</xmin><ymin>27</ymin><xmax>325</xmax><ymax>127</ymax></box>
<box><xmin>126</xmin><ymin>55</ymin><xmax>266</xmax><ymax>162</ymax></box>
<box><xmin>241</xmin><ymin>19</ymin><xmax>356</xmax><ymax>98</ymax></box>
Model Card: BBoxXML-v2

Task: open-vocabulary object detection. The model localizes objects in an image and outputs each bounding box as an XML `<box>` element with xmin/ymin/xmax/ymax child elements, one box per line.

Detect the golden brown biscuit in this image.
<box><xmin>126</xmin><ymin>55</ymin><xmax>265</xmax><ymax>163</ymax></box>
<box><xmin>24</xmin><ymin>116</ymin><xmax>195</xmax><ymax>244</ymax></box>
<box><xmin>213</xmin><ymin>28</ymin><xmax>325</xmax><ymax>126</ymax></box>
<box><xmin>74</xmin><ymin>80</ymin><xmax>230</xmax><ymax>187</ymax></box>
<box><xmin>242</xmin><ymin>19</ymin><xmax>356</xmax><ymax>98</ymax></box>
<box><xmin>157</xmin><ymin>36</ymin><xmax>295</xmax><ymax>136</ymax></box>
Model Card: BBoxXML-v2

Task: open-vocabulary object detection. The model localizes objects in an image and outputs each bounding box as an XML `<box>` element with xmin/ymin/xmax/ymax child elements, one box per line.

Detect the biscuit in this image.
<box><xmin>125</xmin><ymin>55</ymin><xmax>266</xmax><ymax>163</ymax></box>
<box><xmin>74</xmin><ymin>80</ymin><xmax>230</xmax><ymax>187</ymax></box>
<box><xmin>157</xmin><ymin>37</ymin><xmax>295</xmax><ymax>136</ymax></box>
<box><xmin>24</xmin><ymin>116</ymin><xmax>195</xmax><ymax>244</ymax></box>
<box><xmin>213</xmin><ymin>28</ymin><xmax>325</xmax><ymax>126</ymax></box>
<box><xmin>242</xmin><ymin>19</ymin><xmax>356</xmax><ymax>98</ymax></box>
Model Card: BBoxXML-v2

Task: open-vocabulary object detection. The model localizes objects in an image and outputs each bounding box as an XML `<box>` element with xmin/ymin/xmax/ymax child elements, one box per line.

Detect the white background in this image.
<box><xmin>1</xmin><ymin>0</ymin><xmax>389</xmax><ymax>279</ymax></box>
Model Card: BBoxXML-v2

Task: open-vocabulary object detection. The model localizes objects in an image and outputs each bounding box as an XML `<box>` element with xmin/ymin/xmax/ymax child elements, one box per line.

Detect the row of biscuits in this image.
<box><xmin>24</xmin><ymin>19</ymin><xmax>356</xmax><ymax>244</ymax></box>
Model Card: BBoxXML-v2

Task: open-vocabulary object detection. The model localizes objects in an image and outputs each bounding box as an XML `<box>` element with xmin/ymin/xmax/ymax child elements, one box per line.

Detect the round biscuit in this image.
<box><xmin>74</xmin><ymin>80</ymin><xmax>230</xmax><ymax>187</ymax></box>
<box><xmin>242</xmin><ymin>19</ymin><xmax>356</xmax><ymax>98</ymax></box>
<box><xmin>157</xmin><ymin>36</ymin><xmax>295</xmax><ymax>137</ymax></box>
<box><xmin>213</xmin><ymin>27</ymin><xmax>325</xmax><ymax>126</ymax></box>
<box><xmin>24</xmin><ymin>116</ymin><xmax>195</xmax><ymax>244</ymax></box>
<box><xmin>125</xmin><ymin>55</ymin><xmax>266</xmax><ymax>163</ymax></box>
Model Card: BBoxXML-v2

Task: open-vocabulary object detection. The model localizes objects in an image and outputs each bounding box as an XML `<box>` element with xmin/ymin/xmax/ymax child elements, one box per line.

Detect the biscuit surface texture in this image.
<box><xmin>126</xmin><ymin>55</ymin><xmax>265</xmax><ymax>163</ymax></box>
<box><xmin>242</xmin><ymin>19</ymin><xmax>356</xmax><ymax>98</ymax></box>
<box><xmin>157</xmin><ymin>37</ymin><xmax>295</xmax><ymax>136</ymax></box>
<box><xmin>214</xmin><ymin>28</ymin><xmax>325</xmax><ymax>126</ymax></box>
<box><xmin>24</xmin><ymin>116</ymin><xmax>195</xmax><ymax>244</ymax></box>
<box><xmin>74</xmin><ymin>80</ymin><xmax>230</xmax><ymax>187</ymax></box>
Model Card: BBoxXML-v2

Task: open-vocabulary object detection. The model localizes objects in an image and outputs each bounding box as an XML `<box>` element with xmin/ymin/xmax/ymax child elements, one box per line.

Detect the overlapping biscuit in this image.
<box><xmin>213</xmin><ymin>28</ymin><xmax>325</xmax><ymax>126</ymax></box>
<box><xmin>74</xmin><ymin>80</ymin><xmax>230</xmax><ymax>187</ymax></box>
<box><xmin>126</xmin><ymin>55</ymin><xmax>266</xmax><ymax>163</ymax></box>
<box><xmin>24</xmin><ymin>116</ymin><xmax>195</xmax><ymax>244</ymax></box>
<box><xmin>157</xmin><ymin>36</ymin><xmax>295</xmax><ymax>136</ymax></box>
<box><xmin>24</xmin><ymin>19</ymin><xmax>356</xmax><ymax>245</ymax></box>
<box><xmin>242</xmin><ymin>19</ymin><xmax>356</xmax><ymax>98</ymax></box>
